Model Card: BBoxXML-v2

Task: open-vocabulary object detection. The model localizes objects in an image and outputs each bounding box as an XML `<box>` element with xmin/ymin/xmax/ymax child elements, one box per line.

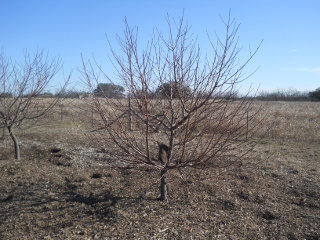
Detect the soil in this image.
<box><xmin>0</xmin><ymin>133</ymin><xmax>319</xmax><ymax>239</ymax></box>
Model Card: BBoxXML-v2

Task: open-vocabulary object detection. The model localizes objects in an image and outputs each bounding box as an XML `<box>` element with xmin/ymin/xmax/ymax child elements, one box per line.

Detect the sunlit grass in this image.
<box><xmin>11</xmin><ymin>99</ymin><xmax>320</xmax><ymax>144</ymax></box>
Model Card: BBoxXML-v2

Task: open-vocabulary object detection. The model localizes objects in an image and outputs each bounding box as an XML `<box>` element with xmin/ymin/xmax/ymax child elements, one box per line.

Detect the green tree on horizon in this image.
<box><xmin>94</xmin><ymin>83</ymin><xmax>125</xmax><ymax>98</ymax></box>
<box><xmin>309</xmin><ymin>87</ymin><xmax>320</xmax><ymax>101</ymax></box>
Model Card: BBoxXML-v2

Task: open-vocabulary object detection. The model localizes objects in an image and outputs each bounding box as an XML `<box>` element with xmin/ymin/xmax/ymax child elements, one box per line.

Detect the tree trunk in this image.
<box><xmin>158</xmin><ymin>143</ymin><xmax>169</xmax><ymax>201</ymax></box>
<box><xmin>159</xmin><ymin>169</ymin><xmax>168</xmax><ymax>201</ymax></box>
<box><xmin>7</xmin><ymin>126</ymin><xmax>20</xmax><ymax>160</ymax></box>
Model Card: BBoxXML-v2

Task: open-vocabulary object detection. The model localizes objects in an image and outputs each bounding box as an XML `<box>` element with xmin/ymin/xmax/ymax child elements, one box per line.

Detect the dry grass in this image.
<box><xmin>39</xmin><ymin>99</ymin><xmax>320</xmax><ymax>143</ymax></box>
<box><xmin>253</xmin><ymin>101</ymin><xmax>320</xmax><ymax>142</ymax></box>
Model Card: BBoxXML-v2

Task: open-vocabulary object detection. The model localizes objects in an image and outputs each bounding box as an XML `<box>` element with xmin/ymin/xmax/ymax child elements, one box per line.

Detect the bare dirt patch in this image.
<box><xmin>0</xmin><ymin>133</ymin><xmax>319</xmax><ymax>239</ymax></box>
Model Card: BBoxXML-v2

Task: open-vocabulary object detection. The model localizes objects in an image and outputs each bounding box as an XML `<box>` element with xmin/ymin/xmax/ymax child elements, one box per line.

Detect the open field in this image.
<box><xmin>0</xmin><ymin>100</ymin><xmax>319</xmax><ymax>239</ymax></box>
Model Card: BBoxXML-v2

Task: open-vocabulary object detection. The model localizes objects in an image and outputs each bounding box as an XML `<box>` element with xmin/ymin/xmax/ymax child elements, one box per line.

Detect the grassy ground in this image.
<box><xmin>0</xmin><ymin>100</ymin><xmax>319</xmax><ymax>239</ymax></box>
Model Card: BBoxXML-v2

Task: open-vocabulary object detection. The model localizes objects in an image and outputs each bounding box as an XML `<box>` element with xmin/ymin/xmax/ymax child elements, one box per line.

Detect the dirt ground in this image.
<box><xmin>0</xmin><ymin>131</ymin><xmax>319</xmax><ymax>239</ymax></box>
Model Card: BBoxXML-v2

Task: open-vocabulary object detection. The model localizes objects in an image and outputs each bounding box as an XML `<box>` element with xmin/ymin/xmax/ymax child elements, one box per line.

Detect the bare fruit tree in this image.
<box><xmin>81</xmin><ymin>13</ymin><xmax>263</xmax><ymax>200</ymax></box>
<box><xmin>0</xmin><ymin>49</ymin><xmax>69</xmax><ymax>159</ymax></box>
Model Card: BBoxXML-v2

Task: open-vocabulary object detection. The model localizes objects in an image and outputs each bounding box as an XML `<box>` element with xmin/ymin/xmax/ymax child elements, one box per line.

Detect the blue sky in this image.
<box><xmin>1</xmin><ymin>0</ymin><xmax>319</xmax><ymax>93</ymax></box>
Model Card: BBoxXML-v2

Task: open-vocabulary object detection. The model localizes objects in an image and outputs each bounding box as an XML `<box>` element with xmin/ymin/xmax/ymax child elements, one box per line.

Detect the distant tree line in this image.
<box><xmin>254</xmin><ymin>88</ymin><xmax>309</xmax><ymax>101</ymax></box>
<box><xmin>2</xmin><ymin>82</ymin><xmax>320</xmax><ymax>102</ymax></box>
<box><xmin>254</xmin><ymin>88</ymin><xmax>320</xmax><ymax>102</ymax></box>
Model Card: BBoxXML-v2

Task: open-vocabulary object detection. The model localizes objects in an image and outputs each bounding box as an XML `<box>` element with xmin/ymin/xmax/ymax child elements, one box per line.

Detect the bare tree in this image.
<box><xmin>0</xmin><ymin>49</ymin><xmax>69</xmax><ymax>159</ymax></box>
<box><xmin>81</xmin><ymin>13</ymin><xmax>264</xmax><ymax>200</ymax></box>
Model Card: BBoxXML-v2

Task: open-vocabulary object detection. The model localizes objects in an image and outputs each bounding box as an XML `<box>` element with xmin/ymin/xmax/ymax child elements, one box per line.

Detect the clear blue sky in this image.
<box><xmin>1</xmin><ymin>0</ymin><xmax>319</xmax><ymax>93</ymax></box>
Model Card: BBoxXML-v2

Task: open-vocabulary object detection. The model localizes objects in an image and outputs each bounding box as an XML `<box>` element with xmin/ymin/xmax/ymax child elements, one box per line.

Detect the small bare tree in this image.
<box><xmin>81</xmin><ymin>13</ymin><xmax>264</xmax><ymax>200</ymax></box>
<box><xmin>0</xmin><ymin>49</ymin><xmax>69</xmax><ymax>159</ymax></box>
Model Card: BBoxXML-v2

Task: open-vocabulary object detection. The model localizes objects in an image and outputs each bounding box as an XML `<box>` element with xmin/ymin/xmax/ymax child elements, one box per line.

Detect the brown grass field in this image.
<box><xmin>0</xmin><ymin>100</ymin><xmax>319</xmax><ymax>239</ymax></box>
